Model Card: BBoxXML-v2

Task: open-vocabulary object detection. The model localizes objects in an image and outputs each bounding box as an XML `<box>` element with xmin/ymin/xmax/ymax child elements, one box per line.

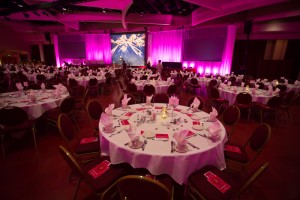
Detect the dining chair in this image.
<box><xmin>36</xmin><ymin>74</ymin><xmax>46</xmax><ymax>84</ymax></box>
<box><xmin>234</xmin><ymin>92</ymin><xmax>252</xmax><ymax>122</ymax></box>
<box><xmin>253</xmin><ymin>96</ymin><xmax>283</xmax><ymax>124</ymax></box>
<box><xmin>186</xmin><ymin>162</ymin><xmax>269</xmax><ymax>200</ymax></box>
<box><xmin>143</xmin><ymin>84</ymin><xmax>156</xmax><ymax>96</ymax></box>
<box><xmin>86</xmin><ymin>99</ymin><xmax>103</xmax><ymax>134</ymax></box>
<box><xmin>86</xmin><ymin>78</ymin><xmax>99</xmax><ymax>97</ymax></box>
<box><xmin>58</xmin><ymin>145</ymin><xmax>128</xmax><ymax>200</ymax></box>
<box><xmin>68</xmin><ymin>78</ymin><xmax>79</xmax><ymax>96</ymax></box>
<box><xmin>126</xmin><ymin>82</ymin><xmax>144</xmax><ymax>103</ymax></box>
<box><xmin>0</xmin><ymin>106</ymin><xmax>37</xmax><ymax>159</ymax></box>
<box><xmin>224</xmin><ymin>123</ymin><xmax>271</xmax><ymax>173</ymax></box>
<box><xmin>187</xmin><ymin>96</ymin><xmax>204</xmax><ymax>111</ymax></box>
<box><xmin>167</xmin><ymin>84</ymin><xmax>178</xmax><ymax>97</ymax></box>
<box><xmin>208</xmin><ymin>87</ymin><xmax>229</xmax><ymax>113</ymax></box>
<box><xmin>221</xmin><ymin>105</ymin><xmax>240</xmax><ymax>138</ymax></box>
<box><xmin>58</xmin><ymin>114</ymin><xmax>100</xmax><ymax>160</ymax></box>
<box><xmin>101</xmin><ymin>175</ymin><xmax>174</xmax><ymax>200</ymax></box>
<box><xmin>278</xmin><ymin>90</ymin><xmax>295</xmax><ymax>121</ymax></box>
<box><xmin>189</xmin><ymin>78</ymin><xmax>203</xmax><ymax>95</ymax></box>
<box><xmin>153</xmin><ymin>93</ymin><xmax>169</xmax><ymax>103</ymax></box>
<box><xmin>99</xmin><ymin>76</ymin><xmax>112</xmax><ymax>95</ymax></box>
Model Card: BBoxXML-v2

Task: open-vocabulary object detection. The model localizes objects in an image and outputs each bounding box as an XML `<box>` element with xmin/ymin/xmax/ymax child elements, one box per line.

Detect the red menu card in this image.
<box><xmin>125</xmin><ymin>112</ymin><xmax>134</xmax><ymax>117</ymax></box>
<box><xmin>193</xmin><ymin>121</ymin><xmax>200</xmax><ymax>125</ymax></box>
<box><xmin>80</xmin><ymin>137</ymin><xmax>98</xmax><ymax>144</ymax></box>
<box><xmin>187</xmin><ymin>114</ymin><xmax>193</xmax><ymax>117</ymax></box>
<box><xmin>207</xmin><ymin>174</ymin><xmax>231</xmax><ymax>193</ymax></box>
<box><xmin>187</xmin><ymin>131</ymin><xmax>196</xmax><ymax>137</ymax></box>
<box><xmin>88</xmin><ymin>160</ymin><xmax>111</xmax><ymax>179</ymax></box>
<box><xmin>224</xmin><ymin>144</ymin><xmax>242</xmax><ymax>153</ymax></box>
<box><xmin>155</xmin><ymin>106</ymin><xmax>163</xmax><ymax>109</ymax></box>
<box><xmin>121</xmin><ymin>120</ymin><xmax>130</xmax><ymax>125</ymax></box>
<box><xmin>155</xmin><ymin>134</ymin><xmax>169</xmax><ymax>140</ymax></box>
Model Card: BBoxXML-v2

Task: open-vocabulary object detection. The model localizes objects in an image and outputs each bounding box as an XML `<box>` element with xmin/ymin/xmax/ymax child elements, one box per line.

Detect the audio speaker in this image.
<box><xmin>244</xmin><ymin>20</ymin><xmax>252</xmax><ymax>35</ymax></box>
<box><xmin>44</xmin><ymin>32</ymin><xmax>51</xmax><ymax>42</ymax></box>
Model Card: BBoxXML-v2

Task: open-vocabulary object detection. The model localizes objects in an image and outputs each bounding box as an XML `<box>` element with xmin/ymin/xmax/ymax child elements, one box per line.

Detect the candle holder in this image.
<box><xmin>161</xmin><ymin>107</ymin><xmax>168</xmax><ymax>119</ymax></box>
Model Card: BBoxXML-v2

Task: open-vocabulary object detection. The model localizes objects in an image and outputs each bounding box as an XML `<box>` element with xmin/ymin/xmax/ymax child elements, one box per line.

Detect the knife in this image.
<box><xmin>171</xmin><ymin>141</ymin><xmax>175</xmax><ymax>153</ymax></box>
<box><xmin>188</xmin><ymin>142</ymin><xmax>200</xmax><ymax>149</ymax></box>
<box><xmin>142</xmin><ymin>139</ymin><xmax>147</xmax><ymax>151</ymax></box>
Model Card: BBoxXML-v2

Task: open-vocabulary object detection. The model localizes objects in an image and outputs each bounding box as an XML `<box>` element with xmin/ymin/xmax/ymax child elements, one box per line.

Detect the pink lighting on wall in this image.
<box><xmin>85</xmin><ymin>34</ymin><xmax>111</xmax><ymax>63</ymax></box>
<box><xmin>53</xmin><ymin>34</ymin><xmax>61</xmax><ymax>67</ymax></box>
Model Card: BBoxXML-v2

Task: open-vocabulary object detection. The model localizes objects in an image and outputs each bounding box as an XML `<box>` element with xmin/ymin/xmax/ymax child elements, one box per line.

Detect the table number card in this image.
<box><xmin>88</xmin><ymin>160</ymin><xmax>111</xmax><ymax>179</ymax></box>
<box><xmin>224</xmin><ymin>144</ymin><xmax>242</xmax><ymax>153</ymax></box>
<box><xmin>121</xmin><ymin>120</ymin><xmax>130</xmax><ymax>125</ymax></box>
<box><xmin>80</xmin><ymin>137</ymin><xmax>98</xmax><ymax>144</ymax></box>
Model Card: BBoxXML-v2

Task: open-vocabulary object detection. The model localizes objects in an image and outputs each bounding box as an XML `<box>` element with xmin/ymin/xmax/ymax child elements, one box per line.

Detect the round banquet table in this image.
<box><xmin>70</xmin><ymin>76</ymin><xmax>106</xmax><ymax>87</ymax></box>
<box><xmin>0</xmin><ymin>89</ymin><xmax>69</xmax><ymax>119</ymax></box>
<box><xmin>135</xmin><ymin>80</ymin><xmax>172</xmax><ymax>93</ymax></box>
<box><xmin>98</xmin><ymin>103</ymin><xmax>227</xmax><ymax>184</ymax></box>
<box><xmin>219</xmin><ymin>86</ymin><xmax>275</xmax><ymax>105</ymax></box>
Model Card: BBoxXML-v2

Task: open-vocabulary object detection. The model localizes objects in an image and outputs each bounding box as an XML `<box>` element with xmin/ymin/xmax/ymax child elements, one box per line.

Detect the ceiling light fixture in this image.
<box><xmin>102</xmin><ymin>8</ymin><xmax>106</xmax><ymax>13</ymax></box>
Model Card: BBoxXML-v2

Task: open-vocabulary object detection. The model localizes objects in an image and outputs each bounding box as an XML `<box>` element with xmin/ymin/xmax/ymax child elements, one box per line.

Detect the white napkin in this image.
<box><xmin>16</xmin><ymin>83</ymin><xmax>23</xmax><ymax>90</ymax></box>
<box><xmin>105</xmin><ymin>103</ymin><xmax>115</xmax><ymax>115</ymax></box>
<box><xmin>227</xmin><ymin>81</ymin><xmax>231</xmax><ymax>86</ymax></box>
<box><xmin>241</xmin><ymin>82</ymin><xmax>245</xmax><ymax>87</ymax></box>
<box><xmin>273</xmin><ymin>88</ymin><xmax>280</xmax><ymax>95</ymax></box>
<box><xmin>256</xmin><ymin>78</ymin><xmax>261</xmax><ymax>82</ymax></box>
<box><xmin>167</xmin><ymin>77</ymin><xmax>171</xmax><ymax>83</ymax></box>
<box><xmin>210</xmin><ymin>107</ymin><xmax>218</xmax><ymax>121</ymax></box>
<box><xmin>100</xmin><ymin>112</ymin><xmax>113</xmax><ymax>128</ymax></box>
<box><xmin>208</xmin><ymin>122</ymin><xmax>221</xmax><ymax>139</ymax></box>
<box><xmin>233</xmin><ymin>86</ymin><xmax>238</xmax><ymax>92</ymax></box>
<box><xmin>131</xmin><ymin>78</ymin><xmax>136</xmax><ymax>84</ymax></box>
<box><xmin>284</xmin><ymin>79</ymin><xmax>288</xmax><ymax>85</ymax></box>
<box><xmin>295</xmin><ymin>80</ymin><xmax>298</xmax><ymax>85</ymax></box>
<box><xmin>23</xmin><ymin>82</ymin><xmax>28</xmax><ymax>87</ymax></box>
<box><xmin>251</xmin><ymin>88</ymin><xmax>256</xmax><ymax>95</ymax></box>
<box><xmin>268</xmin><ymin>84</ymin><xmax>273</xmax><ymax>94</ymax></box>
<box><xmin>220</xmin><ymin>83</ymin><xmax>226</xmax><ymax>89</ymax></box>
<box><xmin>191</xmin><ymin>97</ymin><xmax>200</xmax><ymax>112</ymax></box>
<box><xmin>173</xmin><ymin>130</ymin><xmax>188</xmax><ymax>146</ymax></box>
<box><xmin>255</xmin><ymin>84</ymin><xmax>259</xmax><ymax>89</ymax></box>
<box><xmin>169</xmin><ymin>96</ymin><xmax>179</xmax><ymax>107</ymax></box>
<box><xmin>41</xmin><ymin>83</ymin><xmax>46</xmax><ymax>90</ymax></box>
<box><xmin>146</xmin><ymin>95</ymin><xmax>153</xmax><ymax>105</ymax></box>
<box><xmin>122</xmin><ymin>94</ymin><xmax>131</xmax><ymax>108</ymax></box>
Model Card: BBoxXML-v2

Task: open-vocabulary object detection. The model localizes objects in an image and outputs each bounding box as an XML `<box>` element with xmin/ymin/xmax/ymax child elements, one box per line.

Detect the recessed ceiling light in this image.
<box><xmin>18</xmin><ymin>4</ymin><xmax>23</xmax><ymax>8</ymax></box>
<box><xmin>102</xmin><ymin>9</ymin><xmax>106</xmax><ymax>13</ymax></box>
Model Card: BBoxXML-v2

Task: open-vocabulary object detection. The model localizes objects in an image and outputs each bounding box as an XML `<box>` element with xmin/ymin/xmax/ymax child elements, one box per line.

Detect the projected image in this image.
<box><xmin>111</xmin><ymin>33</ymin><xmax>145</xmax><ymax>66</ymax></box>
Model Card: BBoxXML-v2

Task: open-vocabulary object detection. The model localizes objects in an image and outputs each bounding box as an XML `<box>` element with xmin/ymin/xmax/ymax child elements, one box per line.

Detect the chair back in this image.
<box><xmin>153</xmin><ymin>93</ymin><xmax>169</xmax><ymax>103</ymax></box>
<box><xmin>120</xmin><ymin>93</ymin><xmax>136</xmax><ymax>105</ymax></box>
<box><xmin>209</xmin><ymin>87</ymin><xmax>220</xmax><ymax>99</ymax></box>
<box><xmin>127</xmin><ymin>83</ymin><xmax>137</xmax><ymax>93</ymax></box>
<box><xmin>282</xmin><ymin>90</ymin><xmax>295</xmax><ymax>105</ymax></box>
<box><xmin>60</xmin><ymin>96</ymin><xmax>76</xmax><ymax>114</ymax></box>
<box><xmin>116</xmin><ymin>175</ymin><xmax>172</xmax><ymax>200</ymax></box>
<box><xmin>58</xmin><ymin>145</ymin><xmax>83</xmax><ymax>178</ymax></box>
<box><xmin>36</xmin><ymin>74</ymin><xmax>46</xmax><ymax>82</ymax></box>
<box><xmin>266</xmin><ymin>96</ymin><xmax>282</xmax><ymax>108</ymax></box>
<box><xmin>208</xmin><ymin>79</ymin><xmax>218</xmax><ymax>88</ymax></box>
<box><xmin>187</xmin><ymin>96</ymin><xmax>204</xmax><ymax>110</ymax></box>
<box><xmin>68</xmin><ymin>78</ymin><xmax>78</xmax><ymax>87</ymax></box>
<box><xmin>190</xmin><ymin>78</ymin><xmax>198</xmax><ymax>85</ymax></box>
<box><xmin>0</xmin><ymin>106</ymin><xmax>28</xmax><ymax>126</ymax></box>
<box><xmin>86</xmin><ymin>99</ymin><xmax>103</xmax><ymax>120</ymax></box>
<box><xmin>143</xmin><ymin>84</ymin><xmax>155</xmax><ymax>96</ymax></box>
<box><xmin>236</xmin><ymin>92</ymin><xmax>252</xmax><ymax>104</ymax></box>
<box><xmin>89</xmin><ymin>78</ymin><xmax>98</xmax><ymax>86</ymax></box>
<box><xmin>249</xmin><ymin>123</ymin><xmax>271</xmax><ymax>152</ymax></box>
<box><xmin>222</xmin><ymin>105</ymin><xmax>240</xmax><ymax>126</ymax></box>
<box><xmin>58</xmin><ymin>113</ymin><xmax>76</xmax><ymax>142</ymax></box>
<box><xmin>167</xmin><ymin>85</ymin><xmax>177</xmax><ymax>96</ymax></box>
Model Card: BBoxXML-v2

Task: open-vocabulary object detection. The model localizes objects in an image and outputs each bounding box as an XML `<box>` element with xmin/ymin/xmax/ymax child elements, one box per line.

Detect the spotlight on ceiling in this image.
<box><xmin>62</xmin><ymin>7</ymin><xmax>67</xmax><ymax>11</ymax></box>
<box><xmin>102</xmin><ymin>8</ymin><xmax>106</xmax><ymax>13</ymax></box>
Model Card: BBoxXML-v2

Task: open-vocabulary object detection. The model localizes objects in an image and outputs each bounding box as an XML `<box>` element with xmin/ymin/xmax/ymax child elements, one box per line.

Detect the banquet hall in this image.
<box><xmin>1</xmin><ymin>0</ymin><xmax>300</xmax><ymax>200</ymax></box>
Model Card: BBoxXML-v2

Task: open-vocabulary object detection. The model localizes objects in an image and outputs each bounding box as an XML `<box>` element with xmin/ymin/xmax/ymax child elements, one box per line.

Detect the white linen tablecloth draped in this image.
<box><xmin>135</xmin><ymin>80</ymin><xmax>171</xmax><ymax>93</ymax></box>
<box><xmin>0</xmin><ymin>90</ymin><xmax>69</xmax><ymax>119</ymax></box>
<box><xmin>99</xmin><ymin>103</ymin><xmax>227</xmax><ymax>184</ymax></box>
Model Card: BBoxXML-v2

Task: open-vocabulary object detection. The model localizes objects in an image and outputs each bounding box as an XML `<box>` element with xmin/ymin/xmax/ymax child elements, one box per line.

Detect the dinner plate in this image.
<box><xmin>191</xmin><ymin>115</ymin><xmax>200</xmax><ymax>120</ymax></box>
<box><xmin>192</xmin><ymin>125</ymin><xmax>204</xmax><ymax>131</ymax></box>
<box><xmin>143</xmin><ymin>131</ymin><xmax>155</xmax><ymax>139</ymax></box>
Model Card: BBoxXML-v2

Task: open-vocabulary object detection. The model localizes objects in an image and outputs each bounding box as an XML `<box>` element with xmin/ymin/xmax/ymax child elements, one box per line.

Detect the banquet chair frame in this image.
<box><xmin>221</xmin><ymin>105</ymin><xmax>241</xmax><ymax>138</ymax></box>
<box><xmin>234</xmin><ymin>92</ymin><xmax>252</xmax><ymax>122</ymax></box>
<box><xmin>186</xmin><ymin>162</ymin><xmax>269</xmax><ymax>200</ymax></box>
<box><xmin>101</xmin><ymin>175</ymin><xmax>174</xmax><ymax>200</ymax></box>
<box><xmin>85</xmin><ymin>99</ymin><xmax>103</xmax><ymax>135</ymax></box>
<box><xmin>58</xmin><ymin>146</ymin><xmax>127</xmax><ymax>200</ymax></box>
<box><xmin>0</xmin><ymin>106</ymin><xmax>38</xmax><ymax>159</ymax></box>
<box><xmin>143</xmin><ymin>84</ymin><xmax>156</xmax><ymax>96</ymax></box>
<box><xmin>208</xmin><ymin>87</ymin><xmax>229</xmax><ymax>113</ymax></box>
<box><xmin>189</xmin><ymin>78</ymin><xmax>203</xmax><ymax>95</ymax></box>
<box><xmin>187</xmin><ymin>96</ymin><xmax>204</xmax><ymax>111</ymax></box>
<box><xmin>86</xmin><ymin>78</ymin><xmax>99</xmax><ymax>97</ymax></box>
<box><xmin>153</xmin><ymin>93</ymin><xmax>169</xmax><ymax>103</ymax></box>
<box><xmin>225</xmin><ymin>123</ymin><xmax>271</xmax><ymax>173</ymax></box>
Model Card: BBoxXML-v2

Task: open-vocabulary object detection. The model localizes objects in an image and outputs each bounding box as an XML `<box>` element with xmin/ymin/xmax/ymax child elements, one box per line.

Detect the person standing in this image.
<box><xmin>156</xmin><ymin>60</ymin><xmax>163</xmax><ymax>74</ymax></box>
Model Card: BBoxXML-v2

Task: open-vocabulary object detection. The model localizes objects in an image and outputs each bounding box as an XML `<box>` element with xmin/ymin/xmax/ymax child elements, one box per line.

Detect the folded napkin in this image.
<box><xmin>268</xmin><ymin>84</ymin><xmax>273</xmax><ymax>93</ymax></box>
<box><xmin>121</xmin><ymin>94</ymin><xmax>131</xmax><ymax>108</ymax></box>
<box><xmin>241</xmin><ymin>82</ymin><xmax>245</xmax><ymax>87</ymax></box>
<box><xmin>169</xmin><ymin>95</ymin><xmax>179</xmax><ymax>107</ymax></box>
<box><xmin>173</xmin><ymin>130</ymin><xmax>188</xmax><ymax>146</ymax></box>
<box><xmin>220</xmin><ymin>83</ymin><xmax>226</xmax><ymax>89</ymax></box>
<box><xmin>167</xmin><ymin>77</ymin><xmax>171</xmax><ymax>83</ymax></box>
<box><xmin>16</xmin><ymin>83</ymin><xmax>24</xmax><ymax>90</ymax></box>
<box><xmin>208</xmin><ymin>122</ymin><xmax>221</xmax><ymax>139</ymax></box>
<box><xmin>256</xmin><ymin>78</ymin><xmax>261</xmax><ymax>82</ymax></box>
<box><xmin>227</xmin><ymin>81</ymin><xmax>231</xmax><ymax>86</ymax></box>
<box><xmin>273</xmin><ymin>88</ymin><xmax>280</xmax><ymax>95</ymax></box>
<box><xmin>295</xmin><ymin>80</ymin><xmax>298</xmax><ymax>85</ymax></box>
<box><xmin>191</xmin><ymin>97</ymin><xmax>200</xmax><ymax>112</ymax></box>
<box><xmin>23</xmin><ymin>82</ymin><xmax>28</xmax><ymax>87</ymax></box>
<box><xmin>218</xmin><ymin>76</ymin><xmax>221</xmax><ymax>80</ymax></box>
<box><xmin>284</xmin><ymin>79</ymin><xmax>288</xmax><ymax>85</ymax></box>
<box><xmin>131</xmin><ymin>78</ymin><xmax>136</xmax><ymax>84</ymax></box>
<box><xmin>146</xmin><ymin>95</ymin><xmax>153</xmax><ymax>105</ymax></box>
<box><xmin>251</xmin><ymin>88</ymin><xmax>256</xmax><ymax>95</ymax></box>
<box><xmin>100</xmin><ymin>112</ymin><xmax>113</xmax><ymax>128</ymax></box>
<box><xmin>105</xmin><ymin>103</ymin><xmax>114</xmax><ymax>115</ymax></box>
<box><xmin>209</xmin><ymin>107</ymin><xmax>218</xmax><ymax>122</ymax></box>
<box><xmin>41</xmin><ymin>83</ymin><xmax>46</xmax><ymax>90</ymax></box>
<box><xmin>233</xmin><ymin>86</ymin><xmax>238</xmax><ymax>93</ymax></box>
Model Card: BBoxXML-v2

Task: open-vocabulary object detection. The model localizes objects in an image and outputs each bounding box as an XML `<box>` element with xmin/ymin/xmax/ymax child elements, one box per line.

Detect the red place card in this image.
<box><xmin>224</xmin><ymin>144</ymin><xmax>242</xmax><ymax>153</ymax></box>
<box><xmin>155</xmin><ymin>134</ymin><xmax>169</xmax><ymax>140</ymax></box>
<box><xmin>136</xmin><ymin>108</ymin><xmax>146</xmax><ymax>111</ymax></box>
<box><xmin>207</xmin><ymin>175</ymin><xmax>231</xmax><ymax>193</ymax></box>
<box><xmin>121</xmin><ymin>120</ymin><xmax>130</xmax><ymax>125</ymax></box>
<box><xmin>125</xmin><ymin>112</ymin><xmax>134</xmax><ymax>117</ymax></box>
<box><xmin>88</xmin><ymin>160</ymin><xmax>111</xmax><ymax>179</ymax></box>
<box><xmin>193</xmin><ymin>121</ymin><xmax>200</xmax><ymax>125</ymax></box>
<box><xmin>155</xmin><ymin>106</ymin><xmax>163</xmax><ymax>109</ymax></box>
<box><xmin>174</xmin><ymin>108</ymin><xmax>181</xmax><ymax>112</ymax></box>
<box><xmin>187</xmin><ymin>114</ymin><xmax>193</xmax><ymax>117</ymax></box>
<box><xmin>80</xmin><ymin>137</ymin><xmax>98</xmax><ymax>144</ymax></box>
<box><xmin>187</xmin><ymin>131</ymin><xmax>196</xmax><ymax>137</ymax></box>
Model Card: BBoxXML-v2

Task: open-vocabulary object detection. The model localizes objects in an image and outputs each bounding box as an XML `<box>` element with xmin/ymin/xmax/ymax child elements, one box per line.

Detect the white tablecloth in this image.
<box><xmin>98</xmin><ymin>104</ymin><xmax>227</xmax><ymax>184</ymax></box>
<box><xmin>135</xmin><ymin>80</ymin><xmax>171</xmax><ymax>93</ymax></box>
<box><xmin>70</xmin><ymin>76</ymin><xmax>106</xmax><ymax>87</ymax></box>
<box><xmin>0</xmin><ymin>89</ymin><xmax>69</xmax><ymax>119</ymax></box>
<box><xmin>219</xmin><ymin>87</ymin><xmax>274</xmax><ymax>105</ymax></box>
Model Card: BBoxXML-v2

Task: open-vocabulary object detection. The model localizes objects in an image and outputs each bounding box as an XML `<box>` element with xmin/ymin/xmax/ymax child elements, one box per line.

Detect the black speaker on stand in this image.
<box><xmin>242</xmin><ymin>20</ymin><xmax>253</xmax><ymax>75</ymax></box>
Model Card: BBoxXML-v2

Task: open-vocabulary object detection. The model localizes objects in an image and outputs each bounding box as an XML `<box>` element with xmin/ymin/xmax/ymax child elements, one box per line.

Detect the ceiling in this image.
<box><xmin>0</xmin><ymin>0</ymin><xmax>300</xmax><ymax>37</ymax></box>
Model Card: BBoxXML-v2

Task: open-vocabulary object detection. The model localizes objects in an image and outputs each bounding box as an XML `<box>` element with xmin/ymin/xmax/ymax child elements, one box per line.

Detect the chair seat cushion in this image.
<box><xmin>82</xmin><ymin>157</ymin><xmax>128</xmax><ymax>192</ymax></box>
<box><xmin>45</xmin><ymin>108</ymin><xmax>60</xmax><ymax>121</ymax></box>
<box><xmin>224</xmin><ymin>142</ymin><xmax>248</xmax><ymax>164</ymax></box>
<box><xmin>75</xmin><ymin>139</ymin><xmax>100</xmax><ymax>154</ymax></box>
<box><xmin>235</xmin><ymin>103</ymin><xmax>251</xmax><ymax>109</ymax></box>
<box><xmin>188</xmin><ymin>165</ymin><xmax>239</xmax><ymax>200</ymax></box>
<box><xmin>213</xmin><ymin>98</ymin><xmax>229</xmax><ymax>103</ymax></box>
<box><xmin>254</xmin><ymin>103</ymin><xmax>274</xmax><ymax>111</ymax></box>
<box><xmin>1</xmin><ymin>120</ymin><xmax>34</xmax><ymax>133</ymax></box>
